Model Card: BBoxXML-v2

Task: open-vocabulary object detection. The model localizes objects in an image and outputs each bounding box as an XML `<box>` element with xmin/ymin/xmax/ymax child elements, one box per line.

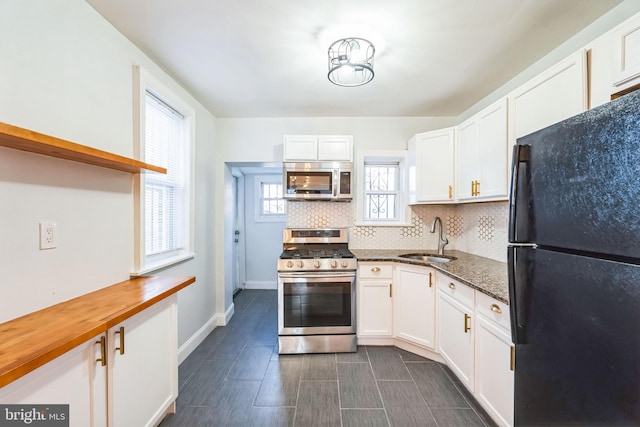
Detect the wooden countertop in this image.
<box><xmin>0</xmin><ymin>275</ymin><xmax>195</xmax><ymax>388</ymax></box>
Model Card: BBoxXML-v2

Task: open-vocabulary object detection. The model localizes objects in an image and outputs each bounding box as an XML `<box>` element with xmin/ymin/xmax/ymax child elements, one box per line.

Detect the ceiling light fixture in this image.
<box><xmin>327</xmin><ymin>37</ymin><xmax>375</xmax><ymax>87</ymax></box>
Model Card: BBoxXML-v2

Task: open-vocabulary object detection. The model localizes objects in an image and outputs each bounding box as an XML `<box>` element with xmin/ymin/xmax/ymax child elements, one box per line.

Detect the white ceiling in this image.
<box><xmin>87</xmin><ymin>0</ymin><xmax>621</xmax><ymax>118</ymax></box>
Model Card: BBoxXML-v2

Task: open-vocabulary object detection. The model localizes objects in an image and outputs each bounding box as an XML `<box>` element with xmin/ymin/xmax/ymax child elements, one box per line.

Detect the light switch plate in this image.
<box><xmin>39</xmin><ymin>221</ymin><xmax>56</xmax><ymax>250</ymax></box>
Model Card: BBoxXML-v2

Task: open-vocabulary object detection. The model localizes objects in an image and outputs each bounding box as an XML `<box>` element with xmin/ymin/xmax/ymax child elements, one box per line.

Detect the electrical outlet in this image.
<box><xmin>39</xmin><ymin>221</ymin><xmax>56</xmax><ymax>250</ymax></box>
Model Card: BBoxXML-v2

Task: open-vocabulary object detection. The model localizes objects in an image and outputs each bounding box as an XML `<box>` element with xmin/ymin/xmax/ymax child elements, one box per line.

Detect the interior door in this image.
<box><xmin>232</xmin><ymin>175</ymin><xmax>242</xmax><ymax>295</ymax></box>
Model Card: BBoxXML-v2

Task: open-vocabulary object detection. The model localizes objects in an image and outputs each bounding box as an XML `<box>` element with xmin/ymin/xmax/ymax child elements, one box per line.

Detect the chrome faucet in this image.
<box><xmin>430</xmin><ymin>216</ymin><xmax>449</xmax><ymax>256</ymax></box>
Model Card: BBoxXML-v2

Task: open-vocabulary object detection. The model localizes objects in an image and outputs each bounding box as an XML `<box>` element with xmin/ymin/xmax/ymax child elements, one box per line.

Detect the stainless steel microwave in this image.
<box><xmin>283</xmin><ymin>162</ymin><xmax>353</xmax><ymax>201</ymax></box>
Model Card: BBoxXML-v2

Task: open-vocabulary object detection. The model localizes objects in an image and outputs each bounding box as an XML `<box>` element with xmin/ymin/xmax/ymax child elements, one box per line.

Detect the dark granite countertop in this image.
<box><xmin>351</xmin><ymin>249</ymin><xmax>509</xmax><ymax>304</ymax></box>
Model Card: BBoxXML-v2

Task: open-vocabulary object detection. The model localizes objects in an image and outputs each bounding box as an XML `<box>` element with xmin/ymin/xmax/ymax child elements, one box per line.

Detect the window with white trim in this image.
<box><xmin>356</xmin><ymin>150</ymin><xmax>410</xmax><ymax>226</ymax></box>
<box><xmin>134</xmin><ymin>66</ymin><xmax>194</xmax><ymax>274</ymax></box>
<box><xmin>364</xmin><ymin>162</ymin><xmax>399</xmax><ymax>221</ymax></box>
<box><xmin>255</xmin><ymin>175</ymin><xmax>285</xmax><ymax>222</ymax></box>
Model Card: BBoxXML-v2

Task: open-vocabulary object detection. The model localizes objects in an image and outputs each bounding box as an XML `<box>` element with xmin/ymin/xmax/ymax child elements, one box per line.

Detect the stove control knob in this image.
<box><xmin>297</xmin><ymin>261</ymin><xmax>304</xmax><ymax>268</ymax></box>
<box><xmin>286</xmin><ymin>261</ymin><xmax>294</xmax><ymax>268</ymax></box>
<box><xmin>331</xmin><ymin>260</ymin><xmax>338</xmax><ymax>269</ymax></box>
<box><xmin>314</xmin><ymin>260</ymin><xmax>321</xmax><ymax>269</ymax></box>
<box><xmin>341</xmin><ymin>261</ymin><xmax>348</xmax><ymax>268</ymax></box>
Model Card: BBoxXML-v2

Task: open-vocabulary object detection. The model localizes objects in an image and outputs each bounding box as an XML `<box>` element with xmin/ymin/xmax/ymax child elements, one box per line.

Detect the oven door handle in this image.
<box><xmin>278</xmin><ymin>271</ymin><xmax>356</xmax><ymax>279</ymax></box>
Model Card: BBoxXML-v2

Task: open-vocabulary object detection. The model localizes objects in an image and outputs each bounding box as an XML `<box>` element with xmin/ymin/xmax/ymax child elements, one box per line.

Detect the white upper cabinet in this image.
<box><xmin>456</xmin><ymin>118</ymin><xmax>478</xmax><ymax>201</ymax></box>
<box><xmin>611</xmin><ymin>13</ymin><xmax>640</xmax><ymax>92</ymax></box>
<box><xmin>283</xmin><ymin>135</ymin><xmax>353</xmax><ymax>161</ymax></box>
<box><xmin>509</xmin><ymin>50</ymin><xmax>587</xmax><ymax>143</ymax></box>
<box><xmin>407</xmin><ymin>127</ymin><xmax>456</xmax><ymax>204</ymax></box>
<box><xmin>457</xmin><ymin>98</ymin><xmax>509</xmax><ymax>202</ymax></box>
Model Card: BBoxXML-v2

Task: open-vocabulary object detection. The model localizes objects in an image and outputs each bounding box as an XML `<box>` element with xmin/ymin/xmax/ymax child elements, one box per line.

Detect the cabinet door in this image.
<box><xmin>475</xmin><ymin>315</ymin><xmax>514</xmax><ymax>427</ymax></box>
<box><xmin>438</xmin><ymin>291</ymin><xmax>474</xmax><ymax>391</ymax></box>
<box><xmin>413</xmin><ymin>128</ymin><xmax>455</xmax><ymax>203</ymax></box>
<box><xmin>318</xmin><ymin>135</ymin><xmax>353</xmax><ymax>161</ymax></box>
<box><xmin>509</xmin><ymin>50</ymin><xmax>587</xmax><ymax>142</ymax></box>
<box><xmin>283</xmin><ymin>135</ymin><xmax>318</xmax><ymax>160</ymax></box>
<box><xmin>456</xmin><ymin>119</ymin><xmax>479</xmax><ymax>201</ymax></box>
<box><xmin>394</xmin><ymin>266</ymin><xmax>436</xmax><ymax>350</ymax></box>
<box><xmin>108</xmin><ymin>296</ymin><xmax>177</xmax><ymax>427</ymax></box>
<box><xmin>611</xmin><ymin>14</ymin><xmax>640</xmax><ymax>90</ymax></box>
<box><xmin>358</xmin><ymin>279</ymin><xmax>393</xmax><ymax>337</ymax></box>
<box><xmin>477</xmin><ymin>98</ymin><xmax>508</xmax><ymax>200</ymax></box>
<box><xmin>0</xmin><ymin>335</ymin><xmax>107</xmax><ymax>427</ymax></box>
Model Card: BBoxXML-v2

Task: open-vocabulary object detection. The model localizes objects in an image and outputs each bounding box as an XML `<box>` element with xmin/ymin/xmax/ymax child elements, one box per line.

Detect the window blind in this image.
<box><xmin>144</xmin><ymin>90</ymin><xmax>186</xmax><ymax>256</ymax></box>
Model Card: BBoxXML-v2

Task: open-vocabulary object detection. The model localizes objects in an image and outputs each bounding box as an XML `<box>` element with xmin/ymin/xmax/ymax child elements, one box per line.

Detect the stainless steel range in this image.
<box><xmin>277</xmin><ymin>228</ymin><xmax>357</xmax><ymax>354</ymax></box>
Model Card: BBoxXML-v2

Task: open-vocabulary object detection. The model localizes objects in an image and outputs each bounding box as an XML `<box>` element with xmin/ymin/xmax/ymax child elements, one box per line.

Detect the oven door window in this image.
<box><xmin>283</xmin><ymin>281</ymin><xmax>351</xmax><ymax>328</ymax></box>
<box><xmin>286</xmin><ymin>171</ymin><xmax>332</xmax><ymax>195</ymax></box>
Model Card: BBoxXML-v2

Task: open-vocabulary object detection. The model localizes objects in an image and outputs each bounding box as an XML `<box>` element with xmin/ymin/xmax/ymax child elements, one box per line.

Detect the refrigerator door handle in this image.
<box><xmin>508</xmin><ymin>245</ymin><xmax>529</xmax><ymax>344</ymax></box>
<box><xmin>508</xmin><ymin>144</ymin><xmax>531</xmax><ymax>243</ymax></box>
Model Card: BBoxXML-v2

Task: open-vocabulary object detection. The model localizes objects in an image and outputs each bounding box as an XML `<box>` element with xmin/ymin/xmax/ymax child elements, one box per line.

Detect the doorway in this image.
<box><xmin>228</xmin><ymin>162</ymin><xmax>284</xmax><ymax>299</ymax></box>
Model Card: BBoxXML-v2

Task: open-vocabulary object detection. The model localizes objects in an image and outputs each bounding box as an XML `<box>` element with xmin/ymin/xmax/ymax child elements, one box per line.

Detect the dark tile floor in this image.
<box><xmin>160</xmin><ymin>290</ymin><xmax>497</xmax><ymax>427</ymax></box>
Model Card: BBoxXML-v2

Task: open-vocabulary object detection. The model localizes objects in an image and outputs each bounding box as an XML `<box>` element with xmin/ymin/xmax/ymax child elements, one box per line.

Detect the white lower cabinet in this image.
<box><xmin>357</xmin><ymin>261</ymin><xmax>514</xmax><ymax>426</ymax></box>
<box><xmin>475</xmin><ymin>293</ymin><xmax>514</xmax><ymax>427</ymax></box>
<box><xmin>437</xmin><ymin>276</ymin><xmax>475</xmax><ymax>392</ymax></box>
<box><xmin>357</xmin><ymin>263</ymin><xmax>394</xmax><ymax>337</ymax></box>
<box><xmin>0</xmin><ymin>296</ymin><xmax>178</xmax><ymax>427</ymax></box>
<box><xmin>0</xmin><ymin>334</ymin><xmax>107</xmax><ymax>427</ymax></box>
<box><xmin>393</xmin><ymin>264</ymin><xmax>437</xmax><ymax>350</ymax></box>
<box><xmin>108</xmin><ymin>296</ymin><xmax>178</xmax><ymax>427</ymax></box>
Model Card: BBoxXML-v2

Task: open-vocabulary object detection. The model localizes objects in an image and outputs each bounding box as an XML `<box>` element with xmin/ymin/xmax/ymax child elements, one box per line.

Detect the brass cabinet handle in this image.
<box><xmin>428</xmin><ymin>272</ymin><xmax>433</xmax><ymax>288</ymax></box>
<box><xmin>490</xmin><ymin>304</ymin><xmax>502</xmax><ymax>314</ymax></box>
<box><xmin>510</xmin><ymin>346</ymin><xmax>515</xmax><ymax>371</ymax></box>
<box><xmin>471</xmin><ymin>180</ymin><xmax>481</xmax><ymax>196</ymax></box>
<box><xmin>96</xmin><ymin>336</ymin><xmax>107</xmax><ymax>366</ymax></box>
<box><xmin>448</xmin><ymin>185</ymin><xmax>453</xmax><ymax>199</ymax></box>
<box><xmin>448</xmin><ymin>282</ymin><xmax>456</xmax><ymax>290</ymax></box>
<box><xmin>115</xmin><ymin>326</ymin><xmax>125</xmax><ymax>355</ymax></box>
<box><xmin>389</xmin><ymin>283</ymin><xmax>393</xmax><ymax>298</ymax></box>
<box><xmin>464</xmin><ymin>313</ymin><xmax>471</xmax><ymax>333</ymax></box>
<box><xmin>371</xmin><ymin>267</ymin><xmax>381</xmax><ymax>273</ymax></box>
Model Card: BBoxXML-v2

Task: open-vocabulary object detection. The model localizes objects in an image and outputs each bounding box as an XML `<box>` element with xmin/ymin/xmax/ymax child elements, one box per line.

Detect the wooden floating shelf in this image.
<box><xmin>0</xmin><ymin>121</ymin><xmax>166</xmax><ymax>174</ymax></box>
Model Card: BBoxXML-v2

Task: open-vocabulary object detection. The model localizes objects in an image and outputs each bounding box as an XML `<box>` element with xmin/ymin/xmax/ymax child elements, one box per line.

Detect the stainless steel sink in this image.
<box><xmin>398</xmin><ymin>253</ymin><xmax>457</xmax><ymax>263</ymax></box>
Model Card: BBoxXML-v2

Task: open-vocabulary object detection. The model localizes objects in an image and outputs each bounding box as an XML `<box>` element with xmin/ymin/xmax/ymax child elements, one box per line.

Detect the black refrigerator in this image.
<box><xmin>509</xmin><ymin>90</ymin><xmax>640</xmax><ymax>426</ymax></box>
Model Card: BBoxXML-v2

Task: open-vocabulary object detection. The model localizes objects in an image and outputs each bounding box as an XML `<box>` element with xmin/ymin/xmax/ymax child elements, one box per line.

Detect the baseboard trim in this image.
<box><xmin>357</xmin><ymin>337</ymin><xmax>445</xmax><ymax>364</ymax></box>
<box><xmin>214</xmin><ymin>302</ymin><xmax>234</xmax><ymax>326</ymax></box>
<box><xmin>177</xmin><ymin>303</ymin><xmax>235</xmax><ymax>364</ymax></box>
<box><xmin>177</xmin><ymin>315</ymin><xmax>217</xmax><ymax>364</ymax></box>
<box><xmin>244</xmin><ymin>280</ymin><xmax>277</xmax><ymax>290</ymax></box>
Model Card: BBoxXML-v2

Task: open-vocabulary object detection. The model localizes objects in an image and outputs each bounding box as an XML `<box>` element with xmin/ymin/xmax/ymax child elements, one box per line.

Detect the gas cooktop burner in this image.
<box><xmin>278</xmin><ymin>228</ymin><xmax>357</xmax><ymax>272</ymax></box>
<box><xmin>280</xmin><ymin>248</ymin><xmax>355</xmax><ymax>260</ymax></box>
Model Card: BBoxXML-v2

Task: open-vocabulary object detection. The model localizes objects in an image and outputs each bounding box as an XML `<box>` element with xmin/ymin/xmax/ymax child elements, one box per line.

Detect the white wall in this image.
<box><xmin>0</xmin><ymin>0</ymin><xmax>218</xmax><ymax>358</ymax></box>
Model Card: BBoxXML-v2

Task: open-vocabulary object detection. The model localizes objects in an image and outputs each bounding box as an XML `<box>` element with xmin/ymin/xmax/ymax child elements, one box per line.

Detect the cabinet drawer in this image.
<box><xmin>439</xmin><ymin>277</ymin><xmax>474</xmax><ymax>309</ymax></box>
<box><xmin>476</xmin><ymin>292</ymin><xmax>510</xmax><ymax>332</ymax></box>
<box><xmin>358</xmin><ymin>263</ymin><xmax>393</xmax><ymax>279</ymax></box>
